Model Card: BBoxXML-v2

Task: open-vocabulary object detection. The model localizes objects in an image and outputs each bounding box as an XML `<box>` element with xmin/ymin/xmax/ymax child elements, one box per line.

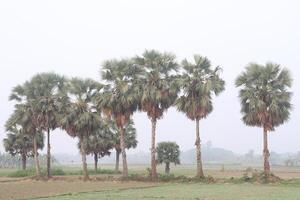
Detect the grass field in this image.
<box><xmin>0</xmin><ymin>164</ymin><xmax>300</xmax><ymax>200</ymax></box>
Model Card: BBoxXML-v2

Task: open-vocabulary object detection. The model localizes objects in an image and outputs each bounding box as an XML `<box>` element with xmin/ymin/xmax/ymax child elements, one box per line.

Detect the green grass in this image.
<box><xmin>1</xmin><ymin>165</ymin><xmax>300</xmax><ymax>200</ymax></box>
<box><xmin>35</xmin><ymin>183</ymin><xmax>300</xmax><ymax>200</ymax></box>
<box><xmin>7</xmin><ymin>167</ymin><xmax>65</xmax><ymax>177</ymax></box>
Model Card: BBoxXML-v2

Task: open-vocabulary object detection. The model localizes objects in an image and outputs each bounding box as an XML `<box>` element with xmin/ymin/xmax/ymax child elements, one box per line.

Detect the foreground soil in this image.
<box><xmin>0</xmin><ymin>177</ymin><xmax>160</xmax><ymax>200</ymax></box>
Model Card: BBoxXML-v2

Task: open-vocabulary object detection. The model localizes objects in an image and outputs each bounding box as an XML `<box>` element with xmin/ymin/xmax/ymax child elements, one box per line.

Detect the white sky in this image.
<box><xmin>0</xmin><ymin>0</ymin><xmax>299</xmax><ymax>155</ymax></box>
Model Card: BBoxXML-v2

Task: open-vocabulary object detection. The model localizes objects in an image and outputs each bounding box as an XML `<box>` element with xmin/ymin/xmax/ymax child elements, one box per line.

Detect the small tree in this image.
<box><xmin>156</xmin><ymin>142</ymin><xmax>180</xmax><ymax>174</ymax></box>
<box><xmin>3</xmin><ymin>130</ymin><xmax>44</xmax><ymax>170</ymax></box>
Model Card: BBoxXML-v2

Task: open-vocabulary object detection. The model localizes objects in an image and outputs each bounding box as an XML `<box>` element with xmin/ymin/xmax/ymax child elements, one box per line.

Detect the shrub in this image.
<box><xmin>158</xmin><ymin>173</ymin><xmax>175</xmax><ymax>182</ymax></box>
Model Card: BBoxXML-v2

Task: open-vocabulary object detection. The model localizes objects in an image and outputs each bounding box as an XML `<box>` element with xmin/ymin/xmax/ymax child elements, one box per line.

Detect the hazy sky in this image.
<box><xmin>0</xmin><ymin>0</ymin><xmax>299</xmax><ymax>156</ymax></box>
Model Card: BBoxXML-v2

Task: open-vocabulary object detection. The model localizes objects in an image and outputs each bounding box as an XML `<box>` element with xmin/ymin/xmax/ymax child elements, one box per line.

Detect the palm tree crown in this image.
<box><xmin>135</xmin><ymin>50</ymin><xmax>179</xmax><ymax>120</ymax></box>
<box><xmin>61</xmin><ymin>78</ymin><xmax>103</xmax><ymax>139</ymax></box>
<box><xmin>235</xmin><ymin>63</ymin><xmax>292</xmax><ymax>131</ymax></box>
<box><xmin>96</xmin><ymin>59</ymin><xmax>142</xmax><ymax>126</ymax></box>
<box><xmin>176</xmin><ymin>55</ymin><xmax>225</xmax><ymax>120</ymax></box>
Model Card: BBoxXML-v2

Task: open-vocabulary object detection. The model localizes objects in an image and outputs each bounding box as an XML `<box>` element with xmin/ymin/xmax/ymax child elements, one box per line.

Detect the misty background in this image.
<box><xmin>0</xmin><ymin>0</ymin><xmax>299</xmax><ymax>160</ymax></box>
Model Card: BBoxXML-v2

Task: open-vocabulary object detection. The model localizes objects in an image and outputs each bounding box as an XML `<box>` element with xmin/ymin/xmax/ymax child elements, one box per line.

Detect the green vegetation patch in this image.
<box><xmin>7</xmin><ymin>168</ymin><xmax>65</xmax><ymax>177</ymax></box>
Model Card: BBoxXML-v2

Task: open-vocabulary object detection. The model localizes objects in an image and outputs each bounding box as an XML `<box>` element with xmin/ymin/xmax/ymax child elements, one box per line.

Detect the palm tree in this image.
<box><xmin>236</xmin><ymin>63</ymin><xmax>292</xmax><ymax>174</ymax></box>
<box><xmin>9</xmin><ymin>73</ymin><xmax>67</xmax><ymax>178</ymax></box>
<box><xmin>108</xmin><ymin>118</ymin><xmax>137</xmax><ymax>172</ymax></box>
<box><xmin>134</xmin><ymin>50</ymin><xmax>179</xmax><ymax>180</ymax></box>
<box><xmin>5</xmin><ymin>103</ymin><xmax>43</xmax><ymax>176</ymax></box>
<box><xmin>8</xmin><ymin>84</ymin><xmax>44</xmax><ymax>176</ymax></box>
<box><xmin>176</xmin><ymin>55</ymin><xmax>225</xmax><ymax>178</ymax></box>
<box><xmin>60</xmin><ymin>78</ymin><xmax>103</xmax><ymax>181</ymax></box>
<box><xmin>3</xmin><ymin>127</ymin><xmax>44</xmax><ymax>170</ymax></box>
<box><xmin>94</xmin><ymin>59</ymin><xmax>141</xmax><ymax>177</ymax></box>
<box><xmin>79</xmin><ymin>122</ymin><xmax>114</xmax><ymax>173</ymax></box>
<box><xmin>28</xmin><ymin>73</ymin><xmax>67</xmax><ymax>178</ymax></box>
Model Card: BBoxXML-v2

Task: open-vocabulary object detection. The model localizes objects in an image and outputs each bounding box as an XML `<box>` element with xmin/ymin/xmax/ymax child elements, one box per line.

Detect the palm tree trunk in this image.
<box><xmin>94</xmin><ymin>153</ymin><xmax>98</xmax><ymax>173</ymax></box>
<box><xmin>165</xmin><ymin>162</ymin><xmax>170</xmax><ymax>174</ymax></box>
<box><xmin>195</xmin><ymin>119</ymin><xmax>204</xmax><ymax>178</ymax></box>
<box><xmin>120</xmin><ymin>127</ymin><xmax>128</xmax><ymax>177</ymax></box>
<box><xmin>115</xmin><ymin>150</ymin><xmax>120</xmax><ymax>172</ymax></box>
<box><xmin>263</xmin><ymin>128</ymin><xmax>270</xmax><ymax>174</ymax></box>
<box><xmin>21</xmin><ymin>153</ymin><xmax>27</xmax><ymax>170</ymax></box>
<box><xmin>80</xmin><ymin>138</ymin><xmax>89</xmax><ymax>181</ymax></box>
<box><xmin>151</xmin><ymin>118</ymin><xmax>158</xmax><ymax>180</ymax></box>
<box><xmin>33</xmin><ymin>135</ymin><xmax>41</xmax><ymax>177</ymax></box>
<box><xmin>46</xmin><ymin>128</ymin><xmax>51</xmax><ymax>178</ymax></box>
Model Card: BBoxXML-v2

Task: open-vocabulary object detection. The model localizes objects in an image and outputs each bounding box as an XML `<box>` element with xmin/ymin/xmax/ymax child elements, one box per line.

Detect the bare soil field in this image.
<box><xmin>0</xmin><ymin>177</ymin><xmax>159</xmax><ymax>200</ymax></box>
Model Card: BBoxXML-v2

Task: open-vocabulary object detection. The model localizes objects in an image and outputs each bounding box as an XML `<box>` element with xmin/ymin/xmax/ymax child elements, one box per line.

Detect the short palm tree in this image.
<box><xmin>9</xmin><ymin>84</ymin><xmax>45</xmax><ymax>176</ymax></box>
<box><xmin>5</xmin><ymin>103</ymin><xmax>43</xmax><ymax>176</ymax></box>
<box><xmin>108</xmin><ymin>118</ymin><xmax>137</xmax><ymax>172</ymax></box>
<box><xmin>134</xmin><ymin>50</ymin><xmax>179</xmax><ymax>180</ymax></box>
<box><xmin>3</xmin><ymin>128</ymin><xmax>44</xmax><ymax>170</ymax></box>
<box><xmin>94</xmin><ymin>59</ymin><xmax>141</xmax><ymax>177</ymax></box>
<box><xmin>176</xmin><ymin>55</ymin><xmax>225</xmax><ymax>178</ymax></box>
<box><xmin>79</xmin><ymin>122</ymin><xmax>114</xmax><ymax>173</ymax></box>
<box><xmin>60</xmin><ymin>78</ymin><xmax>103</xmax><ymax>181</ymax></box>
<box><xmin>236</xmin><ymin>63</ymin><xmax>292</xmax><ymax>174</ymax></box>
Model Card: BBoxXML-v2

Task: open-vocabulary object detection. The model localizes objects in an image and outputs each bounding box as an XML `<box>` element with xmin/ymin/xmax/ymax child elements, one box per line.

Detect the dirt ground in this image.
<box><xmin>0</xmin><ymin>177</ymin><xmax>160</xmax><ymax>200</ymax></box>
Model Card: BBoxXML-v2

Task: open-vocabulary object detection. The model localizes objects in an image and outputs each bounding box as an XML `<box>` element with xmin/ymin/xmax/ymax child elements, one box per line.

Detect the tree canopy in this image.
<box><xmin>235</xmin><ymin>63</ymin><xmax>292</xmax><ymax>131</ymax></box>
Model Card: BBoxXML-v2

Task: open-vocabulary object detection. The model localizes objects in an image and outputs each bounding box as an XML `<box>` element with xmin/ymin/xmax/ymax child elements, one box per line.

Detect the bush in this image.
<box><xmin>238</xmin><ymin>170</ymin><xmax>281</xmax><ymax>184</ymax></box>
<box><xmin>70</xmin><ymin>169</ymin><xmax>121</xmax><ymax>176</ymax></box>
<box><xmin>158</xmin><ymin>173</ymin><xmax>175</xmax><ymax>182</ymax></box>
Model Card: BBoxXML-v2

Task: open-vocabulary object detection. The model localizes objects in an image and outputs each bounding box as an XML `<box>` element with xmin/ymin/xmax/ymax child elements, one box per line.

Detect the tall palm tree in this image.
<box><xmin>176</xmin><ymin>55</ymin><xmax>225</xmax><ymax>178</ymax></box>
<box><xmin>94</xmin><ymin>59</ymin><xmax>141</xmax><ymax>177</ymax></box>
<box><xmin>236</xmin><ymin>63</ymin><xmax>292</xmax><ymax>174</ymax></box>
<box><xmin>3</xmin><ymin>128</ymin><xmax>44</xmax><ymax>170</ymax></box>
<box><xmin>60</xmin><ymin>78</ymin><xmax>102</xmax><ymax>181</ymax></box>
<box><xmin>10</xmin><ymin>73</ymin><xmax>67</xmax><ymax>178</ymax></box>
<box><xmin>134</xmin><ymin>50</ymin><xmax>179</xmax><ymax>180</ymax></box>
<box><xmin>28</xmin><ymin>73</ymin><xmax>67</xmax><ymax>178</ymax></box>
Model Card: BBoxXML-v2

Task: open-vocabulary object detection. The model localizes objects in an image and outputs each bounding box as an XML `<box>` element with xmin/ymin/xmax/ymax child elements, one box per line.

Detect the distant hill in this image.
<box><xmin>53</xmin><ymin>147</ymin><xmax>300</xmax><ymax>166</ymax></box>
<box><xmin>180</xmin><ymin>147</ymin><xmax>238</xmax><ymax>164</ymax></box>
